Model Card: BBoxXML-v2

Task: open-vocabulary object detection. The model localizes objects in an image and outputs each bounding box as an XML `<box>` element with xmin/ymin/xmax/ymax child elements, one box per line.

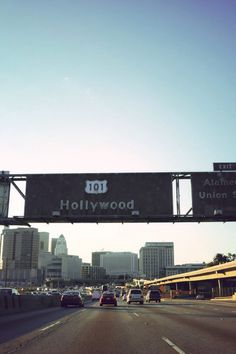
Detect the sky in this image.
<box><xmin>1</xmin><ymin>0</ymin><xmax>236</xmax><ymax>265</ymax></box>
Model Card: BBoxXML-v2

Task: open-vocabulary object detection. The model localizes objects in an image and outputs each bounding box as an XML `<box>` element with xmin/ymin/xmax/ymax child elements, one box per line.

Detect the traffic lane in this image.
<box><xmin>152</xmin><ymin>299</ymin><xmax>236</xmax><ymax>330</ymax></box>
<box><xmin>2</xmin><ymin>299</ymin><xmax>236</xmax><ymax>354</ymax></box>
<box><xmin>0</xmin><ymin>304</ymin><xmax>88</xmax><ymax>345</ymax></box>
<box><xmin>1</xmin><ymin>300</ymin><xmax>183</xmax><ymax>354</ymax></box>
<box><xmin>129</xmin><ymin>299</ymin><xmax>236</xmax><ymax>354</ymax></box>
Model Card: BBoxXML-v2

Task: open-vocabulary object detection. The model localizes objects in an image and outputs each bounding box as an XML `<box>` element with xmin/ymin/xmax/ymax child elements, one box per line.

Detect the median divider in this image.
<box><xmin>0</xmin><ymin>295</ymin><xmax>61</xmax><ymax>315</ymax></box>
<box><xmin>0</xmin><ymin>293</ymin><xmax>93</xmax><ymax>316</ymax></box>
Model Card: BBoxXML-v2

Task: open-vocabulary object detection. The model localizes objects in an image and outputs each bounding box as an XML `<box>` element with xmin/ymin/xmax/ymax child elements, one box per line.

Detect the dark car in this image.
<box><xmin>100</xmin><ymin>291</ymin><xmax>117</xmax><ymax>306</ymax></box>
<box><xmin>146</xmin><ymin>290</ymin><xmax>161</xmax><ymax>303</ymax></box>
<box><xmin>61</xmin><ymin>291</ymin><xmax>84</xmax><ymax>308</ymax></box>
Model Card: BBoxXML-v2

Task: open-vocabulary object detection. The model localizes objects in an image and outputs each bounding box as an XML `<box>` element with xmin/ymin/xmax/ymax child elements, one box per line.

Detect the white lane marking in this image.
<box><xmin>162</xmin><ymin>337</ymin><xmax>185</xmax><ymax>354</ymax></box>
<box><xmin>39</xmin><ymin>308</ymin><xmax>87</xmax><ymax>332</ymax></box>
<box><xmin>133</xmin><ymin>312</ymin><xmax>139</xmax><ymax>317</ymax></box>
<box><xmin>40</xmin><ymin>321</ymin><xmax>61</xmax><ymax>332</ymax></box>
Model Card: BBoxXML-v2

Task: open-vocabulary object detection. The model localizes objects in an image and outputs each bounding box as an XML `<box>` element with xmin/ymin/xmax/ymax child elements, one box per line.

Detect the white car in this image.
<box><xmin>127</xmin><ymin>289</ymin><xmax>144</xmax><ymax>304</ymax></box>
<box><xmin>91</xmin><ymin>290</ymin><xmax>101</xmax><ymax>301</ymax></box>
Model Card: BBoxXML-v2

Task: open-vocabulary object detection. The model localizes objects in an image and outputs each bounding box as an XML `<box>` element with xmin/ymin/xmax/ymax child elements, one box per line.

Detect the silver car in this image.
<box><xmin>127</xmin><ymin>289</ymin><xmax>144</xmax><ymax>304</ymax></box>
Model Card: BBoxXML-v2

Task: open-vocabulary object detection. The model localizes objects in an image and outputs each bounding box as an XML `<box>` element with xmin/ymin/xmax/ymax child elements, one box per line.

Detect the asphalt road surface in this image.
<box><xmin>1</xmin><ymin>299</ymin><xmax>236</xmax><ymax>354</ymax></box>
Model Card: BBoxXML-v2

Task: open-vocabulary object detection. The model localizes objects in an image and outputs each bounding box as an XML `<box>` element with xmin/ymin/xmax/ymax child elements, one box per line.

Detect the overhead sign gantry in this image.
<box><xmin>1</xmin><ymin>163</ymin><xmax>236</xmax><ymax>226</ymax></box>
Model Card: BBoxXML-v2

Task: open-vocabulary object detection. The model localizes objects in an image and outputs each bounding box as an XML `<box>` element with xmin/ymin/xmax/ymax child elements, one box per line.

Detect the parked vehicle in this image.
<box><xmin>127</xmin><ymin>289</ymin><xmax>144</xmax><ymax>304</ymax></box>
<box><xmin>146</xmin><ymin>289</ymin><xmax>161</xmax><ymax>303</ymax></box>
<box><xmin>61</xmin><ymin>291</ymin><xmax>84</xmax><ymax>308</ymax></box>
<box><xmin>100</xmin><ymin>291</ymin><xmax>117</xmax><ymax>306</ymax></box>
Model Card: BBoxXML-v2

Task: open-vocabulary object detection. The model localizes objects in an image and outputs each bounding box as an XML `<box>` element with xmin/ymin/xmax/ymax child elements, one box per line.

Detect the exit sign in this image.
<box><xmin>213</xmin><ymin>163</ymin><xmax>236</xmax><ymax>171</ymax></box>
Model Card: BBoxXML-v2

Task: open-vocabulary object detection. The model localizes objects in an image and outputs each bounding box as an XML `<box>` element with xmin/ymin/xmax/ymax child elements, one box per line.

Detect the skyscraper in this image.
<box><xmin>100</xmin><ymin>252</ymin><xmax>139</xmax><ymax>277</ymax></box>
<box><xmin>39</xmin><ymin>232</ymin><xmax>49</xmax><ymax>252</ymax></box>
<box><xmin>92</xmin><ymin>251</ymin><xmax>110</xmax><ymax>266</ymax></box>
<box><xmin>1</xmin><ymin>227</ymin><xmax>39</xmax><ymax>270</ymax></box>
<box><xmin>139</xmin><ymin>242</ymin><xmax>174</xmax><ymax>279</ymax></box>
<box><xmin>51</xmin><ymin>238</ymin><xmax>57</xmax><ymax>255</ymax></box>
<box><xmin>54</xmin><ymin>235</ymin><xmax>68</xmax><ymax>256</ymax></box>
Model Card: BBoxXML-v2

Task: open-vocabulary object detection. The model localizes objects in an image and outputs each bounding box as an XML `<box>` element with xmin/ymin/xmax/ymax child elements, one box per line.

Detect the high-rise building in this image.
<box><xmin>81</xmin><ymin>263</ymin><xmax>106</xmax><ymax>281</ymax></box>
<box><xmin>100</xmin><ymin>252</ymin><xmax>139</xmax><ymax>278</ymax></box>
<box><xmin>139</xmin><ymin>242</ymin><xmax>174</xmax><ymax>279</ymax></box>
<box><xmin>51</xmin><ymin>238</ymin><xmax>57</xmax><ymax>255</ymax></box>
<box><xmin>54</xmin><ymin>235</ymin><xmax>68</xmax><ymax>256</ymax></box>
<box><xmin>1</xmin><ymin>227</ymin><xmax>40</xmax><ymax>271</ymax></box>
<box><xmin>92</xmin><ymin>251</ymin><xmax>110</xmax><ymax>266</ymax></box>
<box><xmin>39</xmin><ymin>232</ymin><xmax>49</xmax><ymax>252</ymax></box>
<box><xmin>42</xmin><ymin>254</ymin><xmax>82</xmax><ymax>282</ymax></box>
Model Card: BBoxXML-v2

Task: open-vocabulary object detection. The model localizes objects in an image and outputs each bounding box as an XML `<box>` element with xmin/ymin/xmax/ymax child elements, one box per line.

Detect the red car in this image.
<box><xmin>61</xmin><ymin>291</ymin><xmax>84</xmax><ymax>308</ymax></box>
<box><xmin>99</xmin><ymin>291</ymin><xmax>117</xmax><ymax>307</ymax></box>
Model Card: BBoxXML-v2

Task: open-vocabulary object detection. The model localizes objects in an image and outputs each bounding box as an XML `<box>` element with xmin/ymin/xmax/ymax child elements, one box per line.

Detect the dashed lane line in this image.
<box><xmin>40</xmin><ymin>321</ymin><xmax>61</xmax><ymax>332</ymax></box>
<box><xmin>162</xmin><ymin>337</ymin><xmax>186</xmax><ymax>354</ymax></box>
<box><xmin>40</xmin><ymin>308</ymin><xmax>87</xmax><ymax>332</ymax></box>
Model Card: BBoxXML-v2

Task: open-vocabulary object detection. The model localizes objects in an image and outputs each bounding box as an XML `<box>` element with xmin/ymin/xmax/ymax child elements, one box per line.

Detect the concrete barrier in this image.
<box><xmin>0</xmin><ymin>295</ymin><xmax>61</xmax><ymax>315</ymax></box>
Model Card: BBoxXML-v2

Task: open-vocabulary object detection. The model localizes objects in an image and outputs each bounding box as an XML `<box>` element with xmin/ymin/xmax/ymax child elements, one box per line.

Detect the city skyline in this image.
<box><xmin>1</xmin><ymin>1</ymin><xmax>236</xmax><ymax>265</ymax></box>
<box><xmin>1</xmin><ymin>225</ymin><xmax>228</xmax><ymax>266</ymax></box>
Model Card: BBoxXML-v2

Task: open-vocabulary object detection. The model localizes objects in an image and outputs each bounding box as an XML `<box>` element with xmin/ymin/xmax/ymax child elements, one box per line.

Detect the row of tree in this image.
<box><xmin>207</xmin><ymin>253</ymin><xmax>236</xmax><ymax>267</ymax></box>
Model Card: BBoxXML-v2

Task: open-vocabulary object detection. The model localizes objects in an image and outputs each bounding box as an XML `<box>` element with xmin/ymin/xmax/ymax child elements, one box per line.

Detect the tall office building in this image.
<box><xmin>51</xmin><ymin>238</ymin><xmax>57</xmax><ymax>255</ymax></box>
<box><xmin>139</xmin><ymin>242</ymin><xmax>174</xmax><ymax>279</ymax></box>
<box><xmin>100</xmin><ymin>252</ymin><xmax>139</xmax><ymax>277</ymax></box>
<box><xmin>92</xmin><ymin>251</ymin><xmax>110</xmax><ymax>266</ymax></box>
<box><xmin>39</xmin><ymin>232</ymin><xmax>49</xmax><ymax>252</ymax></box>
<box><xmin>44</xmin><ymin>254</ymin><xmax>82</xmax><ymax>282</ymax></box>
<box><xmin>54</xmin><ymin>235</ymin><xmax>68</xmax><ymax>256</ymax></box>
<box><xmin>1</xmin><ymin>227</ymin><xmax>40</xmax><ymax>270</ymax></box>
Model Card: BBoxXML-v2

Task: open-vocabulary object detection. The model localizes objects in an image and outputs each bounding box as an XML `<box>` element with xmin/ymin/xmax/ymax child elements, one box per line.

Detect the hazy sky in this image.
<box><xmin>1</xmin><ymin>0</ymin><xmax>236</xmax><ymax>264</ymax></box>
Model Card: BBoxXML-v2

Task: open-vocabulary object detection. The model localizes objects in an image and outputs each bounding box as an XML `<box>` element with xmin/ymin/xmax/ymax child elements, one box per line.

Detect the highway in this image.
<box><xmin>0</xmin><ymin>299</ymin><xmax>236</xmax><ymax>354</ymax></box>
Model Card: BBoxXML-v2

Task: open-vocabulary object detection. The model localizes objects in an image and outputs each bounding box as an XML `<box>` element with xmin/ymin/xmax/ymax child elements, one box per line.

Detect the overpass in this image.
<box><xmin>144</xmin><ymin>261</ymin><xmax>236</xmax><ymax>298</ymax></box>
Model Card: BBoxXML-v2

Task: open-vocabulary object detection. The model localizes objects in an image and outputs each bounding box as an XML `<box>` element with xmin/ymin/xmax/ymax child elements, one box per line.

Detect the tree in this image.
<box><xmin>227</xmin><ymin>253</ymin><xmax>236</xmax><ymax>262</ymax></box>
<box><xmin>213</xmin><ymin>253</ymin><xmax>229</xmax><ymax>265</ymax></box>
<box><xmin>207</xmin><ymin>252</ymin><xmax>236</xmax><ymax>267</ymax></box>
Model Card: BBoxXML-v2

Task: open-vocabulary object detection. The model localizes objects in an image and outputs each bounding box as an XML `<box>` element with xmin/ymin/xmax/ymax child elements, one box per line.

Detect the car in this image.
<box><xmin>48</xmin><ymin>290</ymin><xmax>61</xmax><ymax>296</ymax></box>
<box><xmin>127</xmin><ymin>289</ymin><xmax>144</xmax><ymax>304</ymax></box>
<box><xmin>146</xmin><ymin>290</ymin><xmax>161</xmax><ymax>303</ymax></box>
<box><xmin>61</xmin><ymin>290</ymin><xmax>84</xmax><ymax>308</ymax></box>
<box><xmin>102</xmin><ymin>285</ymin><xmax>108</xmax><ymax>292</ymax></box>
<box><xmin>91</xmin><ymin>289</ymin><xmax>101</xmax><ymax>301</ymax></box>
<box><xmin>0</xmin><ymin>287</ymin><xmax>20</xmax><ymax>295</ymax></box>
<box><xmin>99</xmin><ymin>291</ymin><xmax>117</xmax><ymax>306</ymax></box>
